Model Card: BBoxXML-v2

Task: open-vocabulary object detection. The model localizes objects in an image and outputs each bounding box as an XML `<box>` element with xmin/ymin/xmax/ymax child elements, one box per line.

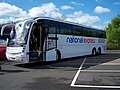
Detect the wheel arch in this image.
<box><xmin>56</xmin><ymin>49</ymin><xmax>61</xmax><ymax>61</ymax></box>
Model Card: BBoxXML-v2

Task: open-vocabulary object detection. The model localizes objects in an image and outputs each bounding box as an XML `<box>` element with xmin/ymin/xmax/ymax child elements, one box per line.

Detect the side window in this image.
<box><xmin>73</xmin><ymin>26</ymin><xmax>82</xmax><ymax>36</ymax></box>
<box><xmin>103</xmin><ymin>31</ymin><xmax>106</xmax><ymax>38</ymax></box>
<box><xmin>0</xmin><ymin>26</ymin><xmax>7</xmax><ymax>45</ymax></box>
<box><xmin>73</xmin><ymin>26</ymin><xmax>91</xmax><ymax>37</ymax></box>
<box><xmin>90</xmin><ymin>29</ymin><xmax>97</xmax><ymax>37</ymax></box>
<box><xmin>96</xmin><ymin>30</ymin><xmax>99</xmax><ymax>38</ymax></box>
<box><xmin>82</xmin><ymin>27</ymin><xmax>90</xmax><ymax>37</ymax></box>
<box><xmin>90</xmin><ymin>29</ymin><xmax>106</xmax><ymax>38</ymax></box>
<box><xmin>99</xmin><ymin>31</ymin><xmax>106</xmax><ymax>38</ymax></box>
<box><xmin>48</xmin><ymin>27</ymin><xmax>56</xmax><ymax>34</ymax></box>
<box><xmin>60</xmin><ymin>23</ymin><xmax>72</xmax><ymax>35</ymax></box>
<box><xmin>44</xmin><ymin>20</ymin><xmax>57</xmax><ymax>50</ymax></box>
<box><xmin>2</xmin><ymin>26</ymin><xmax>13</xmax><ymax>38</ymax></box>
<box><xmin>45</xmin><ymin>20</ymin><xmax>58</xmax><ymax>34</ymax></box>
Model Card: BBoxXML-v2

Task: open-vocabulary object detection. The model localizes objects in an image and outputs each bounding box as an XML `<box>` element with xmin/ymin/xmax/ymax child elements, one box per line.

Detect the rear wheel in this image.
<box><xmin>98</xmin><ymin>48</ymin><xmax>101</xmax><ymax>55</ymax></box>
<box><xmin>92</xmin><ymin>48</ymin><xmax>96</xmax><ymax>56</ymax></box>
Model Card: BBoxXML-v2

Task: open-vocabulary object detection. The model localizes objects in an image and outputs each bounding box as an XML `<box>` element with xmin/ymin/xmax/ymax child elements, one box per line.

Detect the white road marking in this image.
<box><xmin>100</xmin><ymin>63</ymin><xmax>120</xmax><ymax>65</ymax></box>
<box><xmin>81</xmin><ymin>70</ymin><xmax>120</xmax><ymax>73</ymax></box>
<box><xmin>84</xmin><ymin>63</ymin><xmax>120</xmax><ymax>65</ymax></box>
<box><xmin>72</xmin><ymin>85</ymin><xmax>120</xmax><ymax>88</ymax></box>
<box><xmin>70</xmin><ymin>57</ymin><xmax>120</xmax><ymax>89</ymax></box>
<box><xmin>70</xmin><ymin>58</ymin><xmax>86</xmax><ymax>86</ymax></box>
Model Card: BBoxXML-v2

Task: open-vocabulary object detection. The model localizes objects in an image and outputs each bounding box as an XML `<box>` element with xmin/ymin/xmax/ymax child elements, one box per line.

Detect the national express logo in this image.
<box><xmin>66</xmin><ymin>37</ymin><xmax>95</xmax><ymax>43</ymax></box>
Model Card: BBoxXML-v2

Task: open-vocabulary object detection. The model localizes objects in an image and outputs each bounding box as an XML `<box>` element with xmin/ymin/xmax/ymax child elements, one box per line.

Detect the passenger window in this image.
<box><xmin>60</xmin><ymin>23</ymin><xmax>72</xmax><ymax>35</ymax></box>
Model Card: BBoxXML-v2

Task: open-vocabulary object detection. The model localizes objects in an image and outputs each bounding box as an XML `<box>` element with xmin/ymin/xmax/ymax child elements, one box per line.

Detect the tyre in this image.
<box><xmin>56</xmin><ymin>50</ymin><xmax>61</xmax><ymax>61</ymax></box>
<box><xmin>92</xmin><ymin>48</ymin><xmax>96</xmax><ymax>56</ymax></box>
<box><xmin>98</xmin><ymin>48</ymin><xmax>101</xmax><ymax>55</ymax></box>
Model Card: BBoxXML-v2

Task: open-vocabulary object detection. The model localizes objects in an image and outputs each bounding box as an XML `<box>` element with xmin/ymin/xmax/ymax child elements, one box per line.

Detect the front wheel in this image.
<box><xmin>56</xmin><ymin>50</ymin><xmax>61</xmax><ymax>61</ymax></box>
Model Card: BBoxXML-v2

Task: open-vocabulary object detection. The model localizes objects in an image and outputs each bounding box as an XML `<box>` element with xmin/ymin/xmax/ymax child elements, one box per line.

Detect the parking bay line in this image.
<box><xmin>81</xmin><ymin>70</ymin><xmax>120</xmax><ymax>73</ymax></box>
<box><xmin>70</xmin><ymin>57</ymin><xmax>120</xmax><ymax>89</ymax></box>
<box><xmin>70</xmin><ymin>57</ymin><xmax>86</xmax><ymax>86</ymax></box>
<box><xmin>71</xmin><ymin>85</ymin><xmax>120</xmax><ymax>89</ymax></box>
<box><xmin>84</xmin><ymin>63</ymin><xmax>120</xmax><ymax>65</ymax></box>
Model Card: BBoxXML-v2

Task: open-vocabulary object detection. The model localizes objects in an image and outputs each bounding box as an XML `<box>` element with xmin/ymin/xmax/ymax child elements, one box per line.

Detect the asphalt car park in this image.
<box><xmin>0</xmin><ymin>50</ymin><xmax>120</xmax><ymax>90</ymax></box>
<box><xmin>71</xmin><ymin>52</ymin><xmax>120</xmax><ymax>89</ymax></box>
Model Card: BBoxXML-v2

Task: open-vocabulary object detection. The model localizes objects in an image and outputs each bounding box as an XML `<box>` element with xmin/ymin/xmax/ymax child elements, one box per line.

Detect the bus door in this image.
<box><xmin>45</xmin><ymin>26</ymin><xmax>57</xmax><ymax>61</ymax></box>
<box><xmin>29</xmin><ymin>23</ymin><xmax>44</xmax><ymax>62</ymax></box>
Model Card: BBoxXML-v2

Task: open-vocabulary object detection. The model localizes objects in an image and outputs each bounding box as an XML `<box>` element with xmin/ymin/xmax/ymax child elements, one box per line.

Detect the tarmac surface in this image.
<box><xmin>0</xmin><ymin>50</ymin><xmax>120</xmax><ymax>90</ymax></box>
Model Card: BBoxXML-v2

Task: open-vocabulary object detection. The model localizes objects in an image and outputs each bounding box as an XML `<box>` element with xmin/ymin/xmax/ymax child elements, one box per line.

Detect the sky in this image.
<box><xmin>0</xmin><ymin>0</ymin><xmax>120</xmax><ymax>29</ymax></box>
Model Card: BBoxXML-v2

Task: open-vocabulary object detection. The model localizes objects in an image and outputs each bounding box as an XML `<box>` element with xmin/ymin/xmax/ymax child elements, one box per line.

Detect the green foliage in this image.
<box><xmin>105</xmin><ymin>15</ymin><xmax>120</xmax><ymax>49</ymax></box>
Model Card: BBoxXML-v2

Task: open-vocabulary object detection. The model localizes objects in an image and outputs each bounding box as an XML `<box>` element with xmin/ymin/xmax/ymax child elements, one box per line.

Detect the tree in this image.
<box><xmin>105</xmin><ymin>15</ymin><xmax>120</xmax><ymax>49</ymax></box>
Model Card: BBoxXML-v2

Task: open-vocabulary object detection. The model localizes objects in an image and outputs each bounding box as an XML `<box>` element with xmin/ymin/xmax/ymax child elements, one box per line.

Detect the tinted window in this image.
<box><xmin>40</xmin><ymin>19</ymin><xmax>106</xmax><ymax>38</ymax></box>
<box><xmin>44</xmin><ymin>20</ymin><xmax>59</xmax><ymax>34</ymax></box>
<box><xmin>0</xmin><ymin>26</ymin><xmax>12</xmax><ymax>38</ymax></box>
<box><xmin>99</xmin><ymin>30</ymin><xmax>106</xmax><ymax>38</ymax></box>
<box><xmin>82</xmin><ymin>27</ymin><xmax>90</xmax><ymax>37</ymax></box>
<box><xmin>89</xmin><ymin>29</ymin><xmax>97</xmax><ymax>37</ymax></box>
<box><xmin>60</xmin><ymin>23</ymin><xmax>72</xmax><ymax>35</ymax></box>
<box><xmin>73</xmin><ymin>26</ymin><xmax>82</xmax><ymax>36</ymax></box>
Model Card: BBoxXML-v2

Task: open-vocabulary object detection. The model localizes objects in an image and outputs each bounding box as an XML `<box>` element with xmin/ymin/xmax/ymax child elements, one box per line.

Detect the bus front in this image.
<box><xmin>5</xmin><ymin>20</ymin><xmax>32</xmax><ymax>63</ymax></box>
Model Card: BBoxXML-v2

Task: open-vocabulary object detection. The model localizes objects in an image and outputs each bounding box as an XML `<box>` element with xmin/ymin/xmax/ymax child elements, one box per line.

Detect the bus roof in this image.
<box><xmin>34</xmin><ymin>17</ymin><xmax>104</xmax><ymax>31</ymax></box>
<box><xmin>13</xmin><ymin>17</ymin><xmax>104</xmax><ymax>31</ymax></box>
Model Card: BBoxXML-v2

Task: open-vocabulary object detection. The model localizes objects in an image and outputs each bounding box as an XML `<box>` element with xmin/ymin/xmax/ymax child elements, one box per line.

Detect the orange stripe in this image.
<box><xmin>0</xmin><ymin>44</ymin><xmax>7</xmax><ymax>46</ymax></box>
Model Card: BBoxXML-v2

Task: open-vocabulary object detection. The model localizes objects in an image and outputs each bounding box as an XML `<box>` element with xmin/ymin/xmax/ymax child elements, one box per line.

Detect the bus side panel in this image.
<box><xmin>57</xmin><ymin>35</ymin><xmax>106</xmax><ymax>59</ymax></box>
<box><xmin>97</xmin><ymin>38</ymin><xmax>106</xmax><ymax>53</ymax></box>
<box><xmin>57</xmin><ymin>35</ymin><xmax>91</xmax><ymax>59</ymax></box>
<box><xmin>46</xmin><ymin>49</ymin><xmax>56</xmax><ymax>61</ymax></box>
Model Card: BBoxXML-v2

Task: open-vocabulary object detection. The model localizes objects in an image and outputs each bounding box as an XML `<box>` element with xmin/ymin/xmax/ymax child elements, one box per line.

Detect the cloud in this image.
<box><xmin>28</xmin><ymin>3</ymin><xmax>99</xmax><ymax>25</ymax></box>
<box><xmin>114</xmin><ymin>2</ymin><xmax>120</xmax><ymax>5</ymax></box>
<box><xmin>66</xmin><ymin>11</ymin><xmax>100</xmax><ymax>24</ymax></box>
<box><xmin>92</xmin><ymin>25</ymin><xmax>103</xmax><ymax>29</ymax></box>
<box><xmin>0</xmin><ymin>2</ymin><xmax>100</xmax><ymax>26</ymax></box>
<box><xmin>70</xmin><ymin>1</ymin><xmax>84</xmax><ymax>6</ymax></box>
<box><xmin>0</xmin><ymin>2</ymin><xmax>27</xmax><ymax>17</ymax></box>
<box><xmin>94</xmin><ymin>6</ymin><xmax>111</xmax><ymax>14</ymax></box>
<box><xmin>61</xmin><ymin>5</ymin><xmax>73</xmax><ymax>10</ymax></box>
<box><xmin>96</xmin><ymin>0</ymin><xmax>101</xmax><ymax>2</ymax></box>
<box><xmin>0</xmin><ymin>18</ymin><xmax>8</xmax><ymax>24</ymax></box>
<box><xmin>0</xmin><ymin>2</ymin><xmax>64</xmax><ymax>23</ymax></box>
<box><xmin>104</xmin><ymin>21</ymin><xmax>110</xmax><ymax>25</ymax></box>
<box><xmin>28</xmin><ymin>2</ymin><xmax>62</xmax><ymax>18</ymax></box>
<box><xmin>0</xmin><ymin>17</ymin><xmax>16</xmax><ymax>24</ymax></box>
